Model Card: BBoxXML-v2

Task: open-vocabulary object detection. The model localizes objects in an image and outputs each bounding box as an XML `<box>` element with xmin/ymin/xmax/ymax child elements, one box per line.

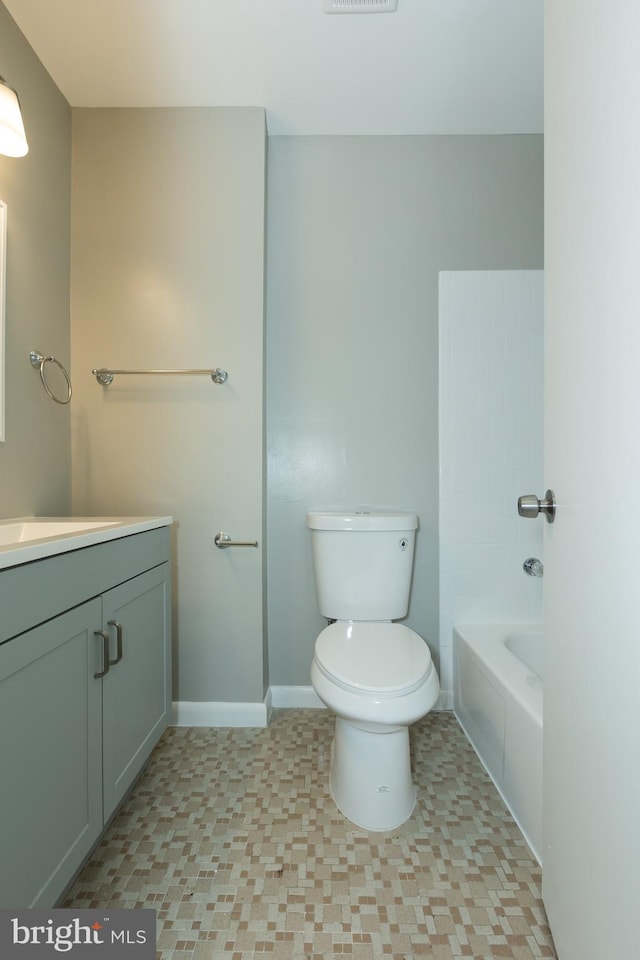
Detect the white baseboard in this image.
<box><xmin>270</xmin><ymin>685</ymin><xmax>326</xmax><ymax>709</ymax></box>
<box><xmin>270</xmin><ymin>685</ymin><xmax>453</xmax><ymax>712</ymax></box>
<box><xmin>172</xmin><ymin>684</ymin><xmax>451</xmax><ymax>728</ymax></box>
<box><xmin>435</xmin><ymin>688</ymin><xmax>454</xmax><ymax>710</ymax></box>
<box><xmin>172</xmin><ymin>698</ymin><xmax>270</xmax><ymax>728</ymax></box>
<box><xmin>171</xmin><ymin>687</ymin><xmax>323</xmax><ymax>726</ymax></box>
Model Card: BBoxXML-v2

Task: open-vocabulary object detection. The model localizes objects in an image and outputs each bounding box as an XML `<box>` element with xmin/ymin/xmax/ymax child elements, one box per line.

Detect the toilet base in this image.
<box><xmin>330</xmin><ymin>717</ymin><xmax>416</xmax><ymax>831</ymax></box>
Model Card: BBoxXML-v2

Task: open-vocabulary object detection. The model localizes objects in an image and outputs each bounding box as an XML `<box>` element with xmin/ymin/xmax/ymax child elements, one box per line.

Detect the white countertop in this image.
<box><xmin>0</xmin><ymin>516</ymin><xmax>173</xmax><ymax>570</ymax></box>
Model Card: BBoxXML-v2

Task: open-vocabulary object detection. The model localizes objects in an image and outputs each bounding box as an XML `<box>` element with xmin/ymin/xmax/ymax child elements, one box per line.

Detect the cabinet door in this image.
<box><xmin>0</xmin><ymin>599</ymin><xmax>103</xmax><ymax>908</ymax></box>
<box><xmin>102</xmin><ymin>563</ymin><xmax>171</xmax><ymax>819</ymax></box>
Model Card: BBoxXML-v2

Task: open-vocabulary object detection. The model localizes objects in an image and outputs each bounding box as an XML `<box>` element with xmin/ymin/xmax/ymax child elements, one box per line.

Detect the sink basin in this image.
<box><xmin>0</xmin><ymin>515</ymin><xmax>173</xmax><ymax>571</ymax></box>
<box><xmin>0</xmin><ymin>520</ymin><xmax>119</xmax><ymax>547</ymax></box>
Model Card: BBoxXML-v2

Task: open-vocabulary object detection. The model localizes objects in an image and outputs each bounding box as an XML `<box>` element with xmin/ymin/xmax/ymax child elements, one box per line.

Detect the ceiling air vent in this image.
<box><xmin>324</xmin><ymin>0</ymin><xmax>398</xmax><ymax>13</ymax></box>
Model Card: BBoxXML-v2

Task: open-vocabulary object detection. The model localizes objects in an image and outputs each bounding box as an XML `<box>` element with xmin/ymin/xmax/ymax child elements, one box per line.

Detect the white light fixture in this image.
<box><xmin>0</xmin><ymin>76</ymin><xmax>28</xmax><ymax>157</ymax></box>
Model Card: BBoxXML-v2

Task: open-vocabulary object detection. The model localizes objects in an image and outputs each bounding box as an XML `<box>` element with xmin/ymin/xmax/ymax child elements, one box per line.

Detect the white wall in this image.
<box><xmin>438</xmin><ymin>270</ymin><xmax>543</xmax><ymax>699</ymax></box>
<box><xmin>266</xmin><ymin>135</ymin><xmax>544</xmax><ymax>688</ymax></box>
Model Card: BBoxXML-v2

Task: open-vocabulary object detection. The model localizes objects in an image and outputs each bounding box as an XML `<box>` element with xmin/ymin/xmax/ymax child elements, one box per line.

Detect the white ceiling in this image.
<box><xmin>4</xmin><ymin>0</ymin><xmax>543</xmax><ymax>136</ymax></box>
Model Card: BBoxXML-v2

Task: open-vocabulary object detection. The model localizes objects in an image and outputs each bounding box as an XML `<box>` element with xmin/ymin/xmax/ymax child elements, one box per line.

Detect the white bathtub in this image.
<box><xmin>453</xmin><ymin>623</ymin><xmax>543</xmax><ymax>863</ymax></box>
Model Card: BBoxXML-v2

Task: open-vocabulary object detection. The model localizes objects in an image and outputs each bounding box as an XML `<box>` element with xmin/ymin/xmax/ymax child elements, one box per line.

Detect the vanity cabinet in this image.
<box><xmin>101</xmin><ymin>564</ymin><xmax>170</xmax><ymax>820</ymax></box>
<box><xmin>0</xmin><ymin>599</ymin><xmax>103</xmax><ymax>911</ymax></box>
<box><xmin>0</xmin><ymin>527</ymin><xmax>171</xmax><ymax>909</ymax></box>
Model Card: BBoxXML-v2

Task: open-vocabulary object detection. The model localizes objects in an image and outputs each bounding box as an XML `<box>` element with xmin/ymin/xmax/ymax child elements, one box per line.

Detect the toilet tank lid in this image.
<box><xmin>306</xmin><ymin>511</ymin><xmax>418</xmax><ymax>532</ymax></box>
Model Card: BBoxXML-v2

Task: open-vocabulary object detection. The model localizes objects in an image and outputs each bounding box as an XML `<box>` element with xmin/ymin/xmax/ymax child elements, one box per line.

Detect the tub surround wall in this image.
<box><xmin>439</xmin><ymin>270</ymin><xmax>544</xmax><ymax>702</ymax></box>
<box><xmin>0</xmin><ymin>2</ymin><xmax>71</xmax><ymax>517</ymax></box>
<box><xmin>267</xmin><ymin>137</ymin><xmax>544</xmax><ymax>694</ymax></box>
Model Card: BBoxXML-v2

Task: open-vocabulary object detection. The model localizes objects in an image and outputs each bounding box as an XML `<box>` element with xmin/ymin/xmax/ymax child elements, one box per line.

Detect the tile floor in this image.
<box><xmin>63</xmin><ymin>710</ymin><xmax>556</xmax><ymax>960</ymax></box>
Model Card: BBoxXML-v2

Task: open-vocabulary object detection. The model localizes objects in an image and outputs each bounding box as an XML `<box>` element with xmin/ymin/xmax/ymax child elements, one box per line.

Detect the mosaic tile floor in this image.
<box><xmin>63</xmin><ymin>710</ymin><xmax>556</xmax><ymax>960</ymax></box>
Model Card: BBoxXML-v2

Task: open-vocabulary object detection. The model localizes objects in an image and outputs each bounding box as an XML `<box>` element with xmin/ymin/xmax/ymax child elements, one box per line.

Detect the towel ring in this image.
<box><xmin>29</xmin><ymin>350</ymin><xmax>72</xmax><ymax>405</ymax></box>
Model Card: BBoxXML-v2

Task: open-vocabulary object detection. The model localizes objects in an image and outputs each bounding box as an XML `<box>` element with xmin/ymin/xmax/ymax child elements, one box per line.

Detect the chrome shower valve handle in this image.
<box><xmin>523</xmin><ymin>557</ymin><xmax>544</xmax><ymax>577</ymax></box>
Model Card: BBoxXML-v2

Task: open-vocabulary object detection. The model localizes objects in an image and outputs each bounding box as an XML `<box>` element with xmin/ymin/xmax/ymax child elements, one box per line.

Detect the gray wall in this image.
<box><xmin>0</xmin><ymin>0</ymin><xmax>545</xmax><ymax>708</ymax></box>
<box><xmin>71</xmin><ymin>108</ymin><xmax>267</xmax><ymax>707</ymax></box>
<box><xmin>0</xmin><ymin>2</ymin><xmax>71</xmax><ymax>518</ymax></box>
<box><xmin>266</xmin><ymin>135</ymin><xmax>544</xmax><ymax>687</ymax></box>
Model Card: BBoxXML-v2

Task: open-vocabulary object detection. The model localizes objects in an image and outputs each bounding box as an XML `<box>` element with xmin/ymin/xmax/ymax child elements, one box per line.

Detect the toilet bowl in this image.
<box><xmin>307</xmin><ymin>510</ymin><xmax>440</xmax><ymax>832</ymax></box>
<box><xmin>312</xmin><ymin>621</ymin><xmax>438</xmax><ymax>726</ymax></box>
<box><xmin>311</xmin><ymin>621</ymin><xmax>440</xmax><ymax>830</ymax></box>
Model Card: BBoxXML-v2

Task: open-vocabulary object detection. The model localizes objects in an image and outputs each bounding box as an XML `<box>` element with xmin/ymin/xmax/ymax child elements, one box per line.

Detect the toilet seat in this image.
<box><xmin>314</xmin><ymin>622</ymin><xmax>432</xmax><ymax>697</ymax></box>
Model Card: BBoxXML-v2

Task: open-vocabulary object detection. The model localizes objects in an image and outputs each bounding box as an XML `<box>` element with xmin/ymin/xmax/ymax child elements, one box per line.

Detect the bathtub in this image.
<box><xmin>453</xmin><ymin>623</ymin><xmax>543</xmax><ymax>863</ymax></box>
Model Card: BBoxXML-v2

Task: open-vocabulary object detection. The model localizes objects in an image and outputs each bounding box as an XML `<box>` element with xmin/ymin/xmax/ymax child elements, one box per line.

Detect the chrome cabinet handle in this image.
<box><xmin>107</xmin><ymin>620</ymin><xmax>123</xmax><ymax>665</ymax></box>
<box><xmin>214</xmin><ymin>532</ymin><xmax>258</xmax><ymax>549</ymax></box>
<box><xmin>518</xmin><ymin>489</ymin><xmax>556</xmax><ymax>524</ymax></box>
<box><xmin>93</xmin><ymin>630</ymin><xmax>111</xmax><ymax>678</ymax></box>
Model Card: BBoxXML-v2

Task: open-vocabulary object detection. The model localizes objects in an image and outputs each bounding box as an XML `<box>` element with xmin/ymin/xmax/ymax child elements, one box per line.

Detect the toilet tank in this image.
<box><xmin>306</xmin><ymin>511</ymin><xmax>418</xmax><ymax>621</ymax></box>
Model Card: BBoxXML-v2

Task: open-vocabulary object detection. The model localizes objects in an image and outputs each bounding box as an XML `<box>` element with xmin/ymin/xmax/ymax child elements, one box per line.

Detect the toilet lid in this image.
<box><xmin>314</xmin><ymin>622</ymin><xmax>432</xmax><ymax>697</ymax></box>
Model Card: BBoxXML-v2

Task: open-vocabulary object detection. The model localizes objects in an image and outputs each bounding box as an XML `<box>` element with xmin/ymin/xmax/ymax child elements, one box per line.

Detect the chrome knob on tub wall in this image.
<box><xmin>517</xmin><ymin>490</ymin><xmax>556</xmax><ymax>523</ymax></box>
<box><xmin>523</xmin><ymin>557</ymin><xmax>544</xmax><ymax>577</ymax></box>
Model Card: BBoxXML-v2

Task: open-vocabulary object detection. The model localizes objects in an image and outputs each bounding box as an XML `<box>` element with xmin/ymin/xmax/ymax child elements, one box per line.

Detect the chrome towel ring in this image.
<box><xmin>29</xmin><ymin>350</ymin><xmax>72</xmax><ymax>405</ymax></box>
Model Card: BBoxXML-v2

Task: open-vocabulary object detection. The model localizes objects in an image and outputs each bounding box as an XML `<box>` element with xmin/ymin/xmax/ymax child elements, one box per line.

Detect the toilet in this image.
<box><xmin>307</xmin><ymin>510</ymin><xmax>440</xmax><ymax>831</ymax></box>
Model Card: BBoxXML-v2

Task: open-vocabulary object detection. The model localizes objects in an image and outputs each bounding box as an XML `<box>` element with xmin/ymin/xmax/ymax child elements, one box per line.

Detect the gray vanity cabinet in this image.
<box><xmin>0</xmin><ymin>599</ymin><xmax>103</xmax><ymax>910</ymax></box>
<box><xmin>101</xmin><ymin>564</ymin><xmax>170</xmax><ymax>820</ymax></box>
<box><xmin>0</xmin><ymin>527</ymin><xmax>171</xmax><ymax>909</ymax></box>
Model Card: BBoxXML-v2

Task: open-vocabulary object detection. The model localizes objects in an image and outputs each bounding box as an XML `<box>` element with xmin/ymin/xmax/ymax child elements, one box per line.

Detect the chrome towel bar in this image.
<box><xmin>92</xmin><ymin>367</ymin><xmax>228</xmax><ymax>386</ymax></box>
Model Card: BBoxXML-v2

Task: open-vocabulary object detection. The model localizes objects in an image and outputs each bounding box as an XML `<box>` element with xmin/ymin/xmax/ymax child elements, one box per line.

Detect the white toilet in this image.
<box><xmin>307</xmin><ymin>510</ymin><xmax>440</xmax><ymax>831</ymax></box>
